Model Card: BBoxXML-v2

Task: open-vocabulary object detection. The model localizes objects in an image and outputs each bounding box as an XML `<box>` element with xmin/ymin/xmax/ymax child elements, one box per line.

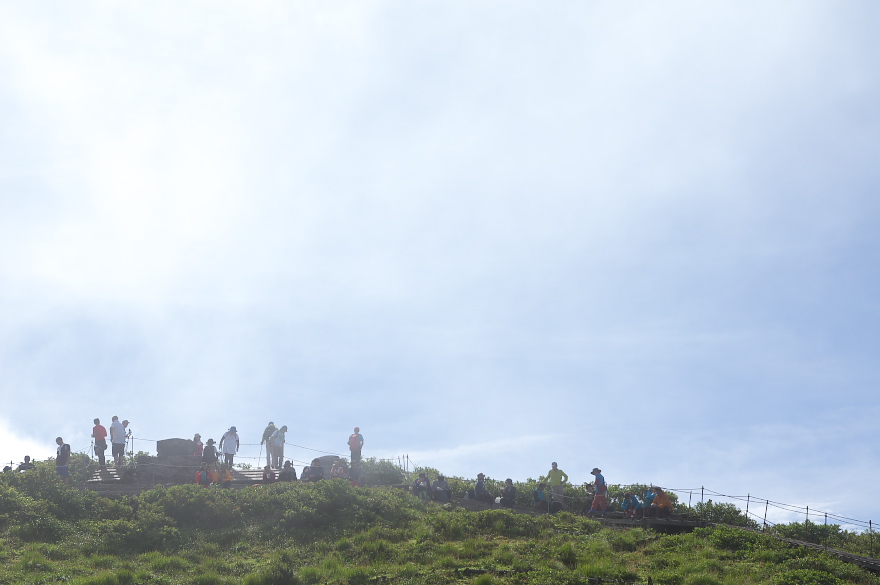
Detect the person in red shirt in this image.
<box><xmin>92</xmin><ymin>418</ymin><xmax>108</xmax><ymax>469</ymax></box>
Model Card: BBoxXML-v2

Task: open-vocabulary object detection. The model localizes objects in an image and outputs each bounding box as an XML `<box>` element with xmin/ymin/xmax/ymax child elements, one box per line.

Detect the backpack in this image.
<box><xmin>348</xmin><ymin>434</ymin><xmax>361</xmax><ymax>450</ymax></box>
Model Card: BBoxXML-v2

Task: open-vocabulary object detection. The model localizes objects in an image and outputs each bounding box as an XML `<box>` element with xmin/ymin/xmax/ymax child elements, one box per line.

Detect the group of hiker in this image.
<box><xmin>466</xmin><ymin>463</ymin><xmax>675</xmax><ymax>518</ymax></box>
<box><xmin>188</xmin><ymin>423</ymin><xmax>365</xmax><ymax>488</ymax></box>
<box><xmin>14</xmin><ymin>423</ymin><xmax>676</xmax><ymax>520</ymax></box>
<box><xmin>194</xmin><ymin>455</ymin><xmax>365</xmax><ymax>489</ymax></box>
<box><xmin>91</xmin><ymin>416</ymin><xmax>130</xmax><ymax>468</ymax></box>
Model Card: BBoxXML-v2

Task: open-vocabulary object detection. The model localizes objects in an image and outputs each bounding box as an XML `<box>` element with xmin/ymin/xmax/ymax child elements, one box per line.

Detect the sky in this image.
<box><xmin>2</xmin><ymin>1</ymin><xmax>879</xmax><ymax>529</ymax></box>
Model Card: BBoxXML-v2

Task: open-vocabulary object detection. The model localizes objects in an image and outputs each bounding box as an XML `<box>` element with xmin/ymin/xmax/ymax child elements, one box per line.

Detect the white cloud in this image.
<box><xmin>1</xmin><ymin>1</ymin><xmax>880</xmax><ymax>526</ymax></box>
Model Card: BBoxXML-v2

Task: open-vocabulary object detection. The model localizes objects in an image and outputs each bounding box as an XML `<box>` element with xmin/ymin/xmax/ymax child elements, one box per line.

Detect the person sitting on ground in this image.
<box><xmin>413</xmin><ymin>472</ymin><xmax>431</xmax><ymax>502</ymax></box>
<box><xmin>474</xmin><ymin>473</ymin><xmax>494</xmax><ymax>504</ymax></box>
<box><xmin>218</xmin><ymin>464</ymin><xmax>233</xmax><ymax>488</ymax></box>
<box><xmin>262</xmin><ymin>464</ymin><xmax>276</xmax><ymax>484</ymax></box>
<box><xmin>301</xmin><ymin>460</ymin><xmax>324</xmax><ymax>482</ymax></box>
<box><xmin>17</xmin><ymin>455</ymin><xmax>35</xmax><ymax>472</ymax></box>
<box><xmin>330</xmin><ymin>459</ymin><xmax>346</xmax><ymax>479</ymax></box>
<box><xmin>588</xmin><ymin>467</ymin><xmax>608</xmax><ymax>518</ymax></box>
<box><xmin>640</xmin><ymin>487</ymin><xmax>657</xmax><ymax>518</ymax></box>
<box><xmin>500</xmin><ymin>478</ymin><xmax>517</xmax><ymax>508</ymax></box>
<box><xmin>278</xmin><ymin>461</ymin><xmax>297</xmax><ymax>482</ymax></box>
<box><xmin>621</xmin><ymin>491</ymin><xmax>641</xmax><ymax>518</ymax></box>
<box><xmin>650</xmin><ymin>487</ymin><xmax>674</xmax><ymax>518</ymax></box>
<box><xmin>432</xmin><ymin>475</ymin><xmax>451</xmax><ymax>503</ymax></box>
<box><xmin>533</xmin><ymin>482</ymin><xmax>549</xmax><ymax>512</ymax></box>
<box><xmin>196</xmin><ymin>463</ymin><xmax>213</xmax><ymax>487</ymax></box>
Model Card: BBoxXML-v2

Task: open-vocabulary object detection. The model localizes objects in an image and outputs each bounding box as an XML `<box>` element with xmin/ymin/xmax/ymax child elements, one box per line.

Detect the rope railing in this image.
<box><xmin>7</xmin><ymin>443</ymin><xmax>877</xmax><ymax>540</ymax></box>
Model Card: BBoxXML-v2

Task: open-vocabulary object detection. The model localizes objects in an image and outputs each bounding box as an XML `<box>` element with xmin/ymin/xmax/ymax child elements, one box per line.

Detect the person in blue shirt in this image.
<box><xmin>533</xmin><ymin>482</ymin><xmax>549</xmax><ymax>512</ymax></box>
<box><xmin>621</xmin><ymin>491</ymin><xmax>641</xmax><ymax>518</ymax></box>
<box><xmin>588</xmin><ymin>467</ymin><xmax>607</xmax><ymax>517</ymax></box>
<box><xmin>639</xmin><ymin>487</ymin><xmax>657</xmax><ymax>518</ymax></box>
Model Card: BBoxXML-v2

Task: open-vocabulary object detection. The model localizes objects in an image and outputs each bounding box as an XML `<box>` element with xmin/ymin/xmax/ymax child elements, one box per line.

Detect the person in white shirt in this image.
<box><xmin>219</xmin><ymin>426</ymin><xmax>240</xmax><ymax>467</ymax></box>
<box><xmin>270</xmin><ymin>425</ymin><xmax>287</xmax><ymax>469</ymax></box>
<box><xmin>109</xmin><ymin>416</ymin><xmax>126</xmax><ymax>466</ymax></box>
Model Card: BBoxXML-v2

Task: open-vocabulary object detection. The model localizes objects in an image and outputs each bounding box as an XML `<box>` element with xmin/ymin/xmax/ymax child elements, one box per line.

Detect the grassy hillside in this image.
<box><xmin>1</xmin><ymin>467</ymin><xmax>878</xmax><ymax>585</ymax></box>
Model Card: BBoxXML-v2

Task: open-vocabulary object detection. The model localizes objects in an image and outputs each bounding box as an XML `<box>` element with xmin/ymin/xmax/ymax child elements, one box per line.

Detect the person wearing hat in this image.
<box><xmin>541</xmin><ymin>462</ymin><xmax>569</xmax><ymax>509</ymax></box>
<box><xmin>588</xmin><ymin>467</ymin><xmax>607</xmax><ymax>518</ymax></box>
<box><xmin>202</xmin><ymin>438</ymin><xmax>219</xmax><ymax>473</ymax></box>
<box><xmin>278</xmin><ymin>460</ymin><xmax>297</xmax><ymax>482</ymax></box>
<box><xmin>348</xmin><ymin>427</ymin><xmax>364</xmax><ymax>463</ymax></box>
<box><xmin>474</xmin><ymin>472</ymin><xmax>494</xmax><ymax>504</ymax></box>
<box><xmin>500</xmin><ymin>478</ymin><xmax>517</xmax><ymax>508</ymax></box>
<box><xmin>219</xmin><ymin>426</ymin><xmax>240</xmax><ymax>467</ymax></box>
<box><xmin>261</xmin><ymin>422</ymin><xmax>277</xmax><ymax>468</ymax></box>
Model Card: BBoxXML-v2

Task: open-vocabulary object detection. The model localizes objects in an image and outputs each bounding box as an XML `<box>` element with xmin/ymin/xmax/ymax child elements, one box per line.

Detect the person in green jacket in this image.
<box><xmin>541</xmin><ymin>462</ymin><xmax>569</xmax><ymax>509</ymax></box>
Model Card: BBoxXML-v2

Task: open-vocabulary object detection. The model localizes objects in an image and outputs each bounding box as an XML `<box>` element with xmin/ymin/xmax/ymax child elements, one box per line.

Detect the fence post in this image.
<box><xmin>824</xmin><ymin>513</ymin><xmax>827</xmax><ymax>550</ymax></box>
<box><xmin>806</xmin><ymin>506</ymin><xmax>810</xmax><ymax>542</ymax></box>
<box><xmin>870</xmin><ymin>520</ymin><xmax>874</xmax><ymax>558</ymax></box>
<box><xmin>746</xmin><ymin>494</ymin><xmax>750</xmax><ymax>519</ymax></box>
<box><xmin>763</xmin><ymin>499</ymin><xmax>769</xmax><ymax>531</ymax></box>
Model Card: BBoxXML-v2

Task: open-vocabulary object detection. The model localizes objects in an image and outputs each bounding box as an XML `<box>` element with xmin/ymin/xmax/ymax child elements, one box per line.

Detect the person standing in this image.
<box><xmin>193</xmin><ymin>433</ymin><xmax>204</xmax><ymax>457</ymax></box>
<box><xmin>219</xmin><ymin>426</ymin><xmax>239</xmax><ymax>467</ymax></box>
<box><xmin>541</xmin><ymin>462</ymin><xmax>569</xmax><ymax>509</ymax></box>
<box><xmin>348</xmin><ymin>427</ymin><xmax>364</xmax><ymax>463</ymax></box>
<box><xmin>55</xmin><ymin>437</ymin><xmax>71</xmax><ymax>485</ymax></box>
<box><xmin>109</xmin><ymin>416</ymin><xmax>126</xmax><ymax>466</ymax></box>
<box><xmin>92</xmin><ymin>418</ymin><xmax>108</xmax><ymax>469</ymax></box>
<box><xmin>588</xmin><ymin>467</ymin><xmax>607</xmax><ymax>517</ymax></box>
<box><xmin>202</xmin><ymin>438</ymin><xmax>219</xmax><ymax>473</ymax></box>
<box><xmin>270</xmin><ymin>425</ymin><xmax>287</xmax><ymax>469</ymax></box>
<box><xmin>261</xmin><ymin>422</ymin><xmax>277</xmax><ymax>468</ymax></box>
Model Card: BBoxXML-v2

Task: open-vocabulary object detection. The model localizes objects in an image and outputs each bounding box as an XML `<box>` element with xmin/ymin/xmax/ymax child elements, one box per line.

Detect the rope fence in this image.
<box><xmin>5</xmin><ymin>441</ymin><xmax>876</xmax><ymax>541</ymax></box>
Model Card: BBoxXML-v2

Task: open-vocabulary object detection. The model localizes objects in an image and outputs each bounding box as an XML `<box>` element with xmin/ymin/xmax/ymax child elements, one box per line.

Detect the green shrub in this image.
<box><xmin>770</xmin><ymin>569</ymin><xmax>842</xmax><ymax>585</ymax></box>
<box><xmin>708</xmin><ymin>525</ymin><xmax>776</xmax><ymax>552</ymax></box>
<box><xmin>557</xmin><ymin>542</ymin><xmax>579</xmax><ymax>568</ymax></box>
<box><xmin>242</xmin><ymin>565</ymin><xmax>302</xmax><ymax>585</ymax></box>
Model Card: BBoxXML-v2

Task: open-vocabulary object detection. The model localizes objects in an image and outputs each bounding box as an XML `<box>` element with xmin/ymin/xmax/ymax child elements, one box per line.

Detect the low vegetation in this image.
<box><xmin>1</xmin><ymin>464</ymin><xmax>878</xmax><ymax>584</ymax></box>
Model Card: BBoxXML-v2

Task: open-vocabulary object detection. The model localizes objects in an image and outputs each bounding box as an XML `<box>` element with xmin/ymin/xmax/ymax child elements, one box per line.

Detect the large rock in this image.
<box><xmin>157</xmin><ymin>438</ymin><xmax>195</xmax><ymax>458</ymax></box>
